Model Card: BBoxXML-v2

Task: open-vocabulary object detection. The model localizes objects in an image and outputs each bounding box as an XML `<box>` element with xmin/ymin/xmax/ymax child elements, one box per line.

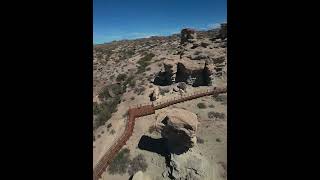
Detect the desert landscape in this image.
<box><xmin>93</xmin><ymin>24</ymin><xmax>227</xmax><ymax>180</ymax></box>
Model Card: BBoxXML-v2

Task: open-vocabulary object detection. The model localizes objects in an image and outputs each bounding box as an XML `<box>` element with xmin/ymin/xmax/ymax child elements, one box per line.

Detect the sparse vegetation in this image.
<box><xmin>107</xmin><ymin>123</ymin><xmax>112</xmax><ymax>129</ymax></box>
<box><xmin>93</xmin><ymin>102</ymin><xmax>101</xmax><ymax>115</ymax></box>
<box><xmin>216</xmin><ymin>138</ymin><xmax>221</xmax><ymax>142</ymax></box>
<box><xmin>136</xmin><ymin>53</ymin><xmax>155</xmax><ymax>74</ymax></box>
<box><xmin>208</xmin><ymin>111</ymin><xmax>225</xmax><ymax>119</ymax></box>
<box><xmin>116</xmin><ymin>73</ymin><xmax>127</xmax><ymax>82</ymax></box>
<box><xmin>208</xmin><ymin>104</ymin><xmax>215</xmax><ymax>108</ymax></box>
<box><xmin>214</xmin><ymin>94</ymin><xmax>227</xmax><ymax>105</ymax></box>
<box><xmin>128</xmin><ymin>154</ymin><xmax>148</xmax><ymax>176</ymax></box>
<box><xmin>110</xmin><ymin>129</ymin><xmax>115</xmax><ymax>134</ymax></box>
<box><xmin>130</xmin><ymin>96</ymin><xmax>135</xmax><ymax>100</ymax></box>
<box><xmin>94</xmin><ymin>84</ymin><xmax>125</xmax><ymax>131</ymax></box>
<box><xmin>108</xmin><ymin>148</ymin><xmax>131</xmax><ymax>175</ymax></box>
<box><xmin>159</xmin><ymin>88</ymin><xmax>170</xmax><ymax>95</ymax></box>
<box><xmin>197</xmin><ymin>102</ymin><xmax>207</xmax><ymax>109</ymax></box>
<box><xmin>134</xmin><ymin>86</ymin><xmax>146</xmax><ymax>95</ymax></box>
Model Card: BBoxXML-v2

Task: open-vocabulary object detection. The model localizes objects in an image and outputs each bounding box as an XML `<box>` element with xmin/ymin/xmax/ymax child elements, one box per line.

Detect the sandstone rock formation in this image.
<box><xmin>165</xmin><ymin>147</ymin><xmax>220</xmax><ymax>180</ymax></box>
<box><xmin>156</xmin><ymin>108</ymin><xmax>221</xmax><ymax>180</ymax></box>
<box><xmin>219</xmin><ymin>23</ymin><xmax>227</xmax><ymax>39</ymax></box>
<box><xmin>180</xmin><ymin>28</ymin><xmax>197</xmax><ymax>45</ymax></box>
<box><xmin>156</xmin><ymin>108</ymin><xmax>198</xmax><ymax>154</ymax></box>
<box><xmin>153</xmin><ymin>62</ymin><xmax>175</xmax><ymax>86</ymax></box>
<box><xmin>132</xmin><ymin>171</ymin><xmax>152</xmax><ymax>180</ymax></box>
<box><xmin>154</xmin><ymin>60</ymin><xmax>214</xmax><ymax>86</ymax></box>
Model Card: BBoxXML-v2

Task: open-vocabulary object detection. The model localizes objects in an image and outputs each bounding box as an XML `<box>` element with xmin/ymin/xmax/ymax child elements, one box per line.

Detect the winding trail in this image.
<box><xmin>93</xmin><ymin>86</ymin><xmax>227</xmax><ymax>180</ymax></box>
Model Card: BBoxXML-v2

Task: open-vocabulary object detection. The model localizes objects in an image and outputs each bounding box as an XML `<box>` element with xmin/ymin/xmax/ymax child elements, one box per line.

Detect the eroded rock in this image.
<box><xmin>181</xmin><ymin>28</ymin><xmax>197</xmax><ymax>45</ymax></box>
<box><xmin>157</xmin><ymin>108</ymin><xmax>198</xmax><ymax>154</ymax></box>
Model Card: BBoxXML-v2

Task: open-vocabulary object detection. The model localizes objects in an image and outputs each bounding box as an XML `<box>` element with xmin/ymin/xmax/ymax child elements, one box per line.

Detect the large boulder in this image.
<box><xmin>153</xmin><ymin>59</ymin><xmax>214</xmax><ymax>87</ymax></box>
<box><xmin>157</xmin><ymin>108</ymin><xmax>198</xmax><ymax>154</ymax></box>
<box><xmin>156</xmin><ymin>108</ymin><xmax>221</xmax><ymax>180</ymax></box>
<box><xmin>165</xmin><ymin>148</ymin><xmax>221</xmax><ymax>180</ymax></box>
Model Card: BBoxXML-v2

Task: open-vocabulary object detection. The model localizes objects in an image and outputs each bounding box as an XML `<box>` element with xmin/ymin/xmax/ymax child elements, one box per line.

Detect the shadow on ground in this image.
<box><xmin>138</xmin><ymin>135</ymin><xmax>169</xmax><ymax>156</ymax></box>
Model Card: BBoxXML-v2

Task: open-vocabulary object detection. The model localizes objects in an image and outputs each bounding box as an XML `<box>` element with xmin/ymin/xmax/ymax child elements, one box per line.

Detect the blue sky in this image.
<box><xmin>94</xmin><ymin>0</ymin><xmax>226</xmax><ymax>44</ymax></box>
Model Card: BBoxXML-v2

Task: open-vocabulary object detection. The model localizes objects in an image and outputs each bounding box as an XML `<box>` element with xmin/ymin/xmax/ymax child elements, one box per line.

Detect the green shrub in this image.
<box><xmin>128</xmin><ymin>154</ymin><xmax>148</xmax><ymax>176</ymax></box>
<box><xmin>108</xmin><ymin>148</ymin><xmax>131</xmax><ymax>175</ymax></box>
<box><xmin>134</xmin><ymin>86</ymin><xmax>146</xmax><ymax>95</ymax></box>
<box><xmin>208</xmin><ymin>104</ymin><xmax>215</xmax><ymax>108</ymax></box>
<box><xmin>214</xmin><ymin>94</ymin><xmax>227</xmax><ymax>105</ymax></box>
<box><xmin>93</xmin><ymin>102</ymin><xmax>101</xmax><ymax>115</ymax></box>
<box><xmin>136</xmin><ymin>53</ymin><xmax>155</xmax><ymax>74</ymax></box>
<box><xmin>116</xmin><ymin>73</ymin><xmax>127</xmax><ymax>82</ymax></box>
<box><xmin>208</xmin><ymin>111</ymin><xmax>225</xmax><ymax>119</ymax></box>
<box><xmin>197</xmin><ymin>103</ymin><xmax>207</xmax><ymax>109</ymax></box>
<box><xmin>94</xmin><ymin>84</ymin><xmax>125</xmax><ymax>131</ymax></box>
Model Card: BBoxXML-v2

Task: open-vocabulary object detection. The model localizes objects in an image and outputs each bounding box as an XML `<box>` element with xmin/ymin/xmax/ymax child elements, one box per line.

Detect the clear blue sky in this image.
<box><xmin>94</xmin><ymin>0</ymin><xmax>226</xmax><ymax>44</ymax></box>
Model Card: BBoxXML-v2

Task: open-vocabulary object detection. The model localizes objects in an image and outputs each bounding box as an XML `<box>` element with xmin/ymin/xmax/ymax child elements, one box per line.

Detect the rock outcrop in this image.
<box><xmin>153</xmin><ymin>63</ymin><xmax>175</xmax><ymax>86</ymax></box>
<box><xmin>156</xmin><ymin>108</ymin><xmax>198</xmax><ymax>154</ymax></box>
<box><xmin>156</xmin><ymin>108</ymin><xmax>221</xmax><ymax>180</ymax></box>
<box><xmin>219</xmin><ymin>23</ymin><xmax>227</xmax><ymax>39</ymax></box>
<box><xmin>154</xmin><ymin>60</ymin><xmax>214</xmax><ymax>87</ymax></box>
<box><xmin>180</xmin><ymin>28</ymin><xmax>197</xmax><ymax>45</ymax></box>
<box><xmin>165</xmin><ymin>148</ymin><xmax>220</xmax><ymax>180</ymax></box>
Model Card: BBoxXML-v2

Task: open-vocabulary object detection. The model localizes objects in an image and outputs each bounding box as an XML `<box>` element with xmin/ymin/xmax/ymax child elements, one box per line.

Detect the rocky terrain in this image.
<box><xmin>93</xmin><ymin>23</ymin><xmax>227</xmax><ymax>180</ymax></box>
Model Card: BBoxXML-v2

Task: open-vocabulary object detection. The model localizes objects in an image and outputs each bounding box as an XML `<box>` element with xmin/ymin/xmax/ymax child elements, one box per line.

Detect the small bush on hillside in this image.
<box><xmin>110</xmin><ymin>129</ymin><xmax>115</xmax><ymax>135</ymax></box>
<box><xmin>197</xmin><ymin>103</ymin><xmax>207</xmax><ymax>109</ymax></box>
<box><xmin>108</xmin><ymin>148</ymin><xmax>131</xmax><ymax>175</ymax></box>
<box><xmin>214</xmin><ymin>94</ymin><xmax>227</xmax><ymax>105</ymax></box>
<box><xmin>159</xmin><ymin>88</ymin><xmax>170</xmax><ymax>95</ymax></box>
<box><xmin>136</xmin><ymin>53</ymin><xmax>155</xmax><ymax>74</ymax></box>
<box><xmin>134</xmin><ymin>86</ymin><xmax>146</xmax><ymax>95</ymax></box>
<box><xmin>127</xmin><ymin>154</ymin><xmax>148</xmax><ymax>176</ymax></box>
<box><xmin>116</xmin><ymin>73</ymin><xmax>127</xmax><ymax>82</ymax></box>
<box><xmin>208</xmin><ymin>104</ymin><xmax>215</xmax><ymax>108</ymax></box>
<box><xmin>208</xmin><ymin>111</ymin><xmax>225</xmax><ymax>119</ymax></box>
<box><xmin>93</xmin><ymin>102</ymin><xmax>101</xmax><ymax>115</ymax></box>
